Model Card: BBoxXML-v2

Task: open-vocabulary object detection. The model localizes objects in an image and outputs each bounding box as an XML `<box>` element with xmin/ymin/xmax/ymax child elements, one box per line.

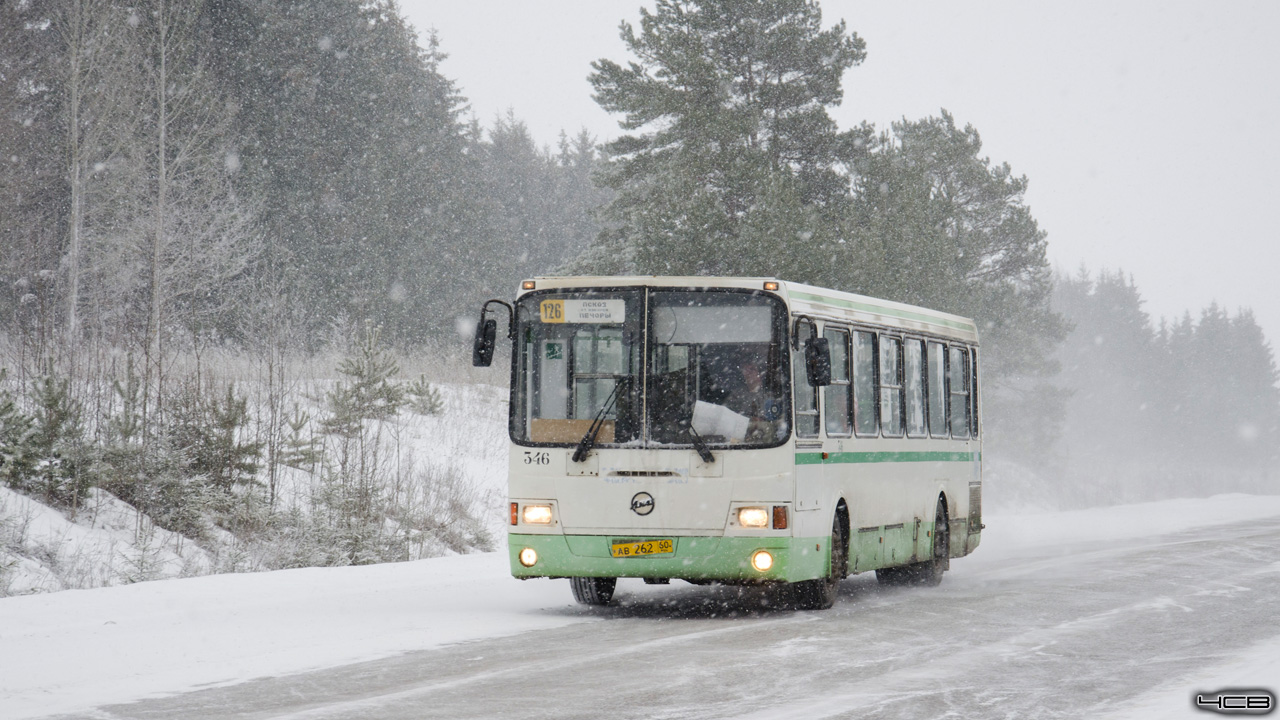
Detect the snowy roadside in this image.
<box><xmin>0</xmin><ymin>552</ymin><xmax>583</xmax><ymax>719</ymax></box>
<box><xmin>3</xmin><ymin>493</ymin><xmax>1280</xmax><ymax>719</ymax></box>
<box><xmin>975</xmin><ymin>493</ymin><xmax>1280</xmax><ymax>561</ymax></box>
<box><xmin>0</xmin><ymin>486</ymin><xmax>226</xmax><ymax>595</ymax></box>
<box><xmin>0</xmin><ymin>380</ymin><xmax>511</xmax><ymax>597</ymax></box>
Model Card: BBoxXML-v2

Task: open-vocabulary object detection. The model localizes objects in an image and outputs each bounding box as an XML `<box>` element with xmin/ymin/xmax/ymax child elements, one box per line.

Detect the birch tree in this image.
<box><xmin>52</xmin><ymin>0</ymin><xmax>135</xmax><ymax>367</ymax></box>
<box><xmin>121</xmin><ymin>0</ymin><xmax>257</xmax><ymax>439</ymax></box>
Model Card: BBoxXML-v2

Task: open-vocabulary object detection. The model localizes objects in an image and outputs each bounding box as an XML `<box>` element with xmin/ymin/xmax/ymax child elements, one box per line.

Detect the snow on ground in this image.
<box><xmin>0</xmin><ymin>380</ymin><xmax>511</xmax><ymax>597</ymax></box>
<box><xmin>3</xmin><ymin>493</ymin><xmax>1280</xmax><ymax>719</ymax></box>
<box><xmin>0</xmin><ymin>486</ymin><xmax>217</xmax><ymax>595</ymax></box>
<box><xmin>1101</xmin><ymin>632</ymin><xmax>1280</xmax><ymax>720</ymax></box>
<box><xmin>977</xmin><ymin>493</ymin><xmax>1280</xmax><ymax>562</ymax></box>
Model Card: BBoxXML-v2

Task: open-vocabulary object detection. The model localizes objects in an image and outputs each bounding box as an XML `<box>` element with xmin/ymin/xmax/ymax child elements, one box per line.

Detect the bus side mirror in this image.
<box><xmin>472</xmin><ymin>318</ymin><xmax>497</xmax><ymax>367</ymax></box>
<box><xmin>805</xmin><ymin>337</ymin><xmax>831</xmax><ymax>387</ymax></box>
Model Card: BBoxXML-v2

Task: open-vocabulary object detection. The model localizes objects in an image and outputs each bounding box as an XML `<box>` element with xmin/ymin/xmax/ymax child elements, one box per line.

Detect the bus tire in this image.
<box><xmin>879</xmin><ymin>499</ymin><xmax>950</xmax><ymax>587</ymax></box>
<box><xmin>875</xmin><ymin>566</ymin><xmax>908</xmax><ymax>586</ymax></box>
<box><xmin>570</xmin><ymin>577</ymin><xmax>617</xmax><ymax>605</ymax></box>
<box><xmin>914</xmin><ymin>499</ymin><xmax>950</xmax><ymax>586</ymax></box>
<box><xmin>788</xmin><ymin>513</ymin><xmax>846</xmax><ymax>610</ymax></box>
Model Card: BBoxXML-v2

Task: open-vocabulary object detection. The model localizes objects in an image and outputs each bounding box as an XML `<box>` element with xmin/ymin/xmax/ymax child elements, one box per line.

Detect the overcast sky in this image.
<box><xmin>399</xmin><ymin>1</ymin><xmax>1280</xmax><ymax>346</ymax></box>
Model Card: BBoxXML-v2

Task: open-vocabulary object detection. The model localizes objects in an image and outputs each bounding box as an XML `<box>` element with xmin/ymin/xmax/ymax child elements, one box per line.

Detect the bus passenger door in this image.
<box><xmin>792</xmin><ymin>321</ymin><xmax>824</xmax><ymax>521</ymax></box>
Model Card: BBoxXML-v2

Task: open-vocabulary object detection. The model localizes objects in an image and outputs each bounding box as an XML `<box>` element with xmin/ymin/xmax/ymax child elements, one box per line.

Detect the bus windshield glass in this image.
<box><xmin>511</xmin><ymin>287</ymin><xmax>789</xmax><ymax>449</ymax></box>
<box><xmin>648</xmin><ymin>291</ymin><xmax>789</xmax><ymax>447</ymax></box>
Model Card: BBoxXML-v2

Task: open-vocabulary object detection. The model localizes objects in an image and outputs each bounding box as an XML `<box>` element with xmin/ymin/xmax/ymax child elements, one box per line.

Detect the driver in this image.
<box><xmin>728</xmin><ymin>359</ymin><xmax>782</xmax><ymax>440</ymax></box>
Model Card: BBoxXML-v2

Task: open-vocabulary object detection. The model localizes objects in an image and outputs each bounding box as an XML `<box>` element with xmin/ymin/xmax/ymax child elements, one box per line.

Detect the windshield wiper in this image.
<box><xmin>572</xmin><ymin>383</ymin><xmax>621</xmax><ymax>463</ymax></box>
<box><xmin>687</xmin><ymin>423</ymin><xmax>715</xmax><ymax>464</ymax></box>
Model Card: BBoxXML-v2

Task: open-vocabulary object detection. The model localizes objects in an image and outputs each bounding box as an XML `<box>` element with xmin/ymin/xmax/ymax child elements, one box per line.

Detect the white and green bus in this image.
<box><xmin>472</xmin><ymin>277</ymin><xmax>982</xmax><ymax>609</ymax></box>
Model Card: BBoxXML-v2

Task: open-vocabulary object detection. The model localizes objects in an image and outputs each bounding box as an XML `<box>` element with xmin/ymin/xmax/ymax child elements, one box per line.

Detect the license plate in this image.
<box><xmin>610</xmin><ymin>538</ymin><xmax>674</xmax><ymax>558</ymax></box>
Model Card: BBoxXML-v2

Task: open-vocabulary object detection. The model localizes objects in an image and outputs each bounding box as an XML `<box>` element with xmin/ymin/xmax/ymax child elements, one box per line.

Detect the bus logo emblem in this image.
<box><xmin>630</xmin><ymin>492</ymin><xmax>655</xmax><ymax>516</ymax></box>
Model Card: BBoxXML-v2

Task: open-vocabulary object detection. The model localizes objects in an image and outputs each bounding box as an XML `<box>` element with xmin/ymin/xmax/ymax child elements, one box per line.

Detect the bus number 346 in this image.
<box><xmin>524</xmin><ymin>452</ymin><xmax>551</xmax><ymax>465</ymax></box>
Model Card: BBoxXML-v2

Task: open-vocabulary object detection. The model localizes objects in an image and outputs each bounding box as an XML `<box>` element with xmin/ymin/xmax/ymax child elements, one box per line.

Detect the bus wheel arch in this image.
<box><xmin>787</xmin><ymin>507</ymin><xmax>846</xmax><ymax>610</ymax></box>
<box><xmin>929</xmin><ymin>494</ymin><xmax>950</xmax><ymax>581</ymax></box>
<box><xmin>834</xmin><ymin>499</ymin><xmax>850</xmax><ymax>580</ymax></box>
<box><xmin>938</xmin><ymin>492</ymin><xmax>952</xmax><ymax>564</ymax></box>
<box><xmin>880</xmin><ymin>494</ymin><xmax>950</xmax><ymax>588</ymax></box>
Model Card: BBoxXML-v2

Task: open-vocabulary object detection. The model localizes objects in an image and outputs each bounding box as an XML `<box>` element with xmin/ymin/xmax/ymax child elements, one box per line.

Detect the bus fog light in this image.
<box><xmin>519</xmin><ymin>547</ymin><xmax>538</xmax><ymax>567</ymax></box>
<box><xmin>738</xmin><ymin>507</ymin><xmax>769</xmax><ymax>528</ymax></box>
<box><xmin>522</xmin><ymin>504</ymin><xmax>553</xmax><ymax>524</ymax></box>
<box><xmin>751</xmin><ymin>550</ymin><xmax>774</xmax><ymax>572</ymax></box>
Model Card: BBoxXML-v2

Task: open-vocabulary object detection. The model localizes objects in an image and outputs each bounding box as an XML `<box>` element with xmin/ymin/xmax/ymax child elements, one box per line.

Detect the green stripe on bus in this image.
<box><xmin>795</xmin><ymin>451</ymin><xmax>980</xmax><ymax>465</ymax></box>
<box><xmin>788</xmin><ymin>291</ymin><xmax>975</xmax><ymax>333</ymax></box>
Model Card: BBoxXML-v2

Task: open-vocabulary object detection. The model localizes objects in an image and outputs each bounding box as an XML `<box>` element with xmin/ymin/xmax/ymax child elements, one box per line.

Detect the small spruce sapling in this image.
<box><xmin>29</xmin><ymin>373</ymin><xmax>91</xmax><ymax>507</ymax></box>
<box><xmin>281</xmin><ymin>405</ymin><xmax>322</xmax><ymax>471</ymax></box>
<box><xmin>407</xmin><ymin>374</ymin><xmax>443</xmax><ymax>416</ymax></box>
<box><xmin>322</xmin><ymin>325</ymin><xmax>406</xmax><ymax>437</ymax></box>
<box><xmin>0</xmin><ymin>370</ymin><xmax>36</xmax><ymax>492</ymax></box>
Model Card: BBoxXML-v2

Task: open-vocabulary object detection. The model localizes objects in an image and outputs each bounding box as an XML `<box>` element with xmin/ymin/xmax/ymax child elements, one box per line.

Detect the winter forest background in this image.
<box><xmin>2</xmin><ymin>0</ymin><xmax>1277</xmax><ymax>595</ymax></box>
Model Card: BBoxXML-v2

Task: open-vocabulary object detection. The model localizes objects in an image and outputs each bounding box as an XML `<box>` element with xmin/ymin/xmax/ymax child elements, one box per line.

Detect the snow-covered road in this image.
<box><xmin>7</xmin><ymin>495</ymin><xmax>1280</xmax><ymax>720</ymax></box>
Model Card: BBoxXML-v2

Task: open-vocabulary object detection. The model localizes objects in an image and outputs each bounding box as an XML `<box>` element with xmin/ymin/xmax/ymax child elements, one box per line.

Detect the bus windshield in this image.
<box><xmin>647</xmin><ymin>290</ymin><xmax>789</xmax><ymax>446</ymax></box>
<box><xmin>511</xmin><ymin>287</ymin><xmax>790</xmax><ymax>449</ymax></box>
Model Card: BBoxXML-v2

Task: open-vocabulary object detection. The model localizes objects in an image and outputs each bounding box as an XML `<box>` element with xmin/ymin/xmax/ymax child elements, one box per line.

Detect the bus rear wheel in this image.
<box><xmin>880</xmin><ymin>499</ymin><xmax>949</xmax><ymax>587</ymax></box>
<box><xmin>788</xmin><ymin>513</ymin><xmax>846</xmax><ymax>610</ymax></box>
<box><xmin>570</xmin><ymin>577</ymin><xmax>617</xmax><ymax>606</ymax></box>
<box><xmin>919</xmin><ymin>498</ymin><xmax>950</xmax><ymax>586</ymax></box>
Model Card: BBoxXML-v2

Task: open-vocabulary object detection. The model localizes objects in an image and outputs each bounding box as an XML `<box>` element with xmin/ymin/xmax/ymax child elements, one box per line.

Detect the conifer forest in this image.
<box><xmin>1</xmin><ymin>0</ymin><xmax>1276</xmax><ymax>592</ymax></box>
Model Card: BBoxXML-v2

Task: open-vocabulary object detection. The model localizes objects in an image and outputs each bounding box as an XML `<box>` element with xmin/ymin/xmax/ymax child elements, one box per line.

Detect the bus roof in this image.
<box><xmin>522</xmin><ymin>276</ymin><xmax>979</xmax><ymax>345</ymax></box>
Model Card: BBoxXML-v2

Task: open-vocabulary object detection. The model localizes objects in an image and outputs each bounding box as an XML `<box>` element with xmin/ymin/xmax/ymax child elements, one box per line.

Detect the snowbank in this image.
<box><xmin>0</xmin><ymin>380</ymin><xmax>511</xmax><ymax>598</ymax></box>
<box><xmin>981</xmin><ymin>493</ymin><xmax>1280</xmax><ymax>559</ymax></box>
<box><xmin>0</xmin><ymin>486</ymin><xmax>216</xmax><ymax>595</ymax></box>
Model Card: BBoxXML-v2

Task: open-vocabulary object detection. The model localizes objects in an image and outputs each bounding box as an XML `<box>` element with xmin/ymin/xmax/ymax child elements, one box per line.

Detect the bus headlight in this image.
<box><xmin>737</xmin><ymin>507</ymin><xmax>770</xmax><ymax>528</ymax></box>
<box><xmin>522</xmin><ymin>504</ymin><xmax>553</xmax><ymax>525</ymax></box>
<box><xmin>751</xmin><ymin>550</ymin><xmax>774</xmax><ymax>572</ymax></box>
<box><xmin>519</xmin><ymin>547</ymin><xmax>538</xmax><ymax>567</ymax></box>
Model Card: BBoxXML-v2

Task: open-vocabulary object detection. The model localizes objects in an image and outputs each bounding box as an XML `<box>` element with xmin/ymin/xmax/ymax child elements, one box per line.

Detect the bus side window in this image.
<box><xmin>793</xmin><ymin>323</ymin><xmax>820</xmax><ymax>438</ymax></box>
<box><xmin>927</xmin><ymin>341</ymin><xmax>948</xmax><ymax>438</ymax></box>
<box><xmin>879</xmin><ymin>335</ymin><xmax>904</xmax><ymax>437</ymax></box>
<box><xmin>823</xmin><ymin>328</ymin><xmax>852</xmax><ymax>436</ymax></box>
<box><xmin>904</xmin><ymin>339</ymin><xmax>927</xmax><ymax>438</ymax></box>
<box><xmin>853</xmin><ymin>331</ymin><xmax>878</xmax><ymax>436</ymax></box>
<box><xmin>948</xmin><ymin>345</ymin><xmax>971</xmax><ymax>439</ymax></box>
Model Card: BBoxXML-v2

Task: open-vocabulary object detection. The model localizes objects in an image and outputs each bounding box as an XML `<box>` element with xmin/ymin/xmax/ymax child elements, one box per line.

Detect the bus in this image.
<box><xmin>471</xmin><ymin>276</ymin><xmax>982</xmax><ymax>609</ymax></box>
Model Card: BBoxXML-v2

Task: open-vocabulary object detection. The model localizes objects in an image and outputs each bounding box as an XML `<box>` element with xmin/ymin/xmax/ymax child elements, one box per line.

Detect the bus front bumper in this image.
<box><xmin>508</xmin><ymin>533</ymin><xmax>828</xmax><ymax>584</ymax></box>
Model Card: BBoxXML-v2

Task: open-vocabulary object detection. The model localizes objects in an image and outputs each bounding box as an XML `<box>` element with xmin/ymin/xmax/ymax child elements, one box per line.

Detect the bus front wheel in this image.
<box><xmin>788</xmin><ymin>513</ymin><xmax>846</xmax><ymax>610</ymax></box>
<box><xmin>570</xmin><ymin>577</ymin><xmax>617</xmax><ymax>606</ymax></box>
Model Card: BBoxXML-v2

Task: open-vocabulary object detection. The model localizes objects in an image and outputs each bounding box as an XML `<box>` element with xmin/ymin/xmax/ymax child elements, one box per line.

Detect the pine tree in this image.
<box><xmin>170</xmin><ymin>381</ymin><xmax>263</xmax><ymax>494</ymax></box>
<box><xmin>586</xmin><ymin>0</ymin><xmax>866</xmax><ymax>277</ymax></box>
<box><xmin>850</xmin><ymin>113</ymin><xmax>1064</xmax><ymax>374</ymax></box>
<box><xmin>322</xmin><ymin>325</ymin><xmax>407</xmax><ymax>438</ymax></box>
<box><xmin>1226</xmin><ymin>310</ymin><xmax>1280</xmax><ymax>467</ymax></box>
<box><xmin>29</xmin><ymin>372</ymin><xmax>92</xmax><ymax>507</ymax></box>
<box><xmin>847</xmin><ymin>113</ymin><xmax>1067</xmax><ymax>468</ymax></box>
<box><xmin>0</xmin><ymin>373</ymin><xmax>36</xmax><ymax>492</ymax></box>
<box><xmin>204</xmin><ymin>1</ymin><xmax>481</xmax><ymax>342</ymax></box>
<box><xmin>1050</xmin><ymin>269</ymin><xmax>1166</xmax><ymax>497</ymax></box>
